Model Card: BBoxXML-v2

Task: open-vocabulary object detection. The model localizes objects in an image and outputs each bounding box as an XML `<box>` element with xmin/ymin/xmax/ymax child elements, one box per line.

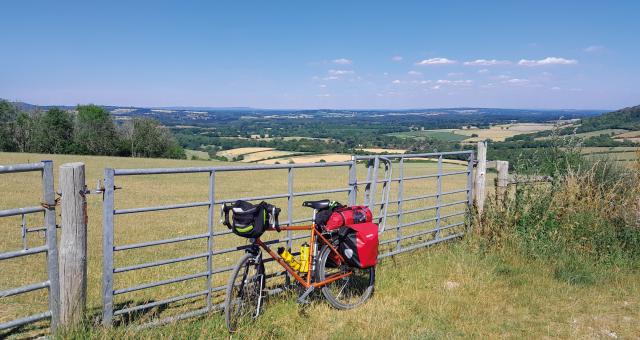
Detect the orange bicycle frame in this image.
<box><xmin>256</xmin><ymin>225</ymin><xmax>352</xmax><ymax>289</ymax></box>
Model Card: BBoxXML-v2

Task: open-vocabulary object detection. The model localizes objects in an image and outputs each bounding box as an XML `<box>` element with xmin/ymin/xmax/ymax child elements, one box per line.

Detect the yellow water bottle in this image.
<box><xmin>299</xmin><ymin>242</ymin><xmax>310</xmax><ymax>273</ymax></box>
<box><xmin>277</xmin><ymin>247</ymin><xmax>301</xmax><ymax>271</ymax></box>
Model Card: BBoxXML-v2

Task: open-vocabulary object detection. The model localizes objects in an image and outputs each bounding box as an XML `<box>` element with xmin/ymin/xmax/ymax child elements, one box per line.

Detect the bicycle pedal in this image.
<box><xmin>296</xmin><ymin>286</ymin><xmax>315</xmax><ymax>304</ymax></box>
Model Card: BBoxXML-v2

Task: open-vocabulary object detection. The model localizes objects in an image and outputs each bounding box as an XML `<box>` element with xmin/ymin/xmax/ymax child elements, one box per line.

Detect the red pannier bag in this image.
<box><xmin>324</xmin><ymin>206</ymin><xmax>373</xmax><ymax>231</ymax></box>
<box><xmin>338</xmin><ymin>222</ymin><xmax>379</xmax><ymax>269</ymax></box>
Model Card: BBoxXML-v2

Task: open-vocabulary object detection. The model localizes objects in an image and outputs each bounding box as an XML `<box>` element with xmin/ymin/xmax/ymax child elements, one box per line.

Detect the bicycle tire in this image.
<box><xmin>224</xmin><ymin>253</ymin><xmax>265</xmax><ymax>332</ymax></box>
<box><xmin>316</xmin><ymin>244</ymin><xmax>375</xmax><ymax>310</ymax></box>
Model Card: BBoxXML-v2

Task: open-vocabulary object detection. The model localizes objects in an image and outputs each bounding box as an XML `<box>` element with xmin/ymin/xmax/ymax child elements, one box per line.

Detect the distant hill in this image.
<box><xmin>578</xmin><ymin>105</ymin><xmax>640</xmax><ymax>132</ymax></box>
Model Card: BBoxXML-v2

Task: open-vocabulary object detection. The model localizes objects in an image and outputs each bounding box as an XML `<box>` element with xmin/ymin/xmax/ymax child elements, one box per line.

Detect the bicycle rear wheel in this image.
<box><xmin>224</xmin><ymin>253</ymin><xmax>265</xmax><ymax>332</ymax></box>
<box><xmin>316</xmin><ymin>244</ymin><xmax>375</xmax><ymax>309</ymax></box>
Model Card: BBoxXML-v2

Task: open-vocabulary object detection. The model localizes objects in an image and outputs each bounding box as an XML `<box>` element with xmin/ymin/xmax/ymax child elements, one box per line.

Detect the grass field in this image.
<box><xmin>2</xmin><ymin>152</ymin><xmax>637</xmax><ymax>338</ymax></box>
<box><xmin>387</xmin><ymin>130</ymin><xmax>468</xmax><ymax>142</ymax></box>
<box><xmin>258</xmin><ymin>153</ymin><xmax>354</xmax><ymax>164</ymax></box>
<box><xmin>358</xmin><ymin>148</ymin><xmax>407</xmax><ymax>154</ymax></box>
<box><xmin>0</xmin><ymin>152</ymin><xmax>473</xmax><ymax>338</ymax></box>
<box><xmin>217</xmin><ymin>147</ymin><xmax>274</xmax><ymax>159</ymax></box>
<box><xmin>184</xmin><ymin>149</ymin><xmax>210</xmax><ymax>161</ymax></box>
<box><xmin>239</xmin><ymin>150</ymin><xmax>302</xmax><ymax>162</ymax></box>
<box><xmin>388</xmin><ymin>123</ymin><xmax>556</xmax><ymax>143</ymax></box>
<box><xmin>64</xmin><ymin>240</ymin><xmax>640</xmax><ymax>339</ymax></box>
<box><xmin>536</xmin><ymin>129</ymin><xmax>630</xmax><ymax>141</ymax></box>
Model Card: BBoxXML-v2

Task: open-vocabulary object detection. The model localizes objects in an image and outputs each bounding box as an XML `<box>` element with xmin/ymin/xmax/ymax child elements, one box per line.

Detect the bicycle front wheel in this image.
<box><xmin>224</xmin><ymin>253</ymin><xmax>265</xmax><ymax>332</ymax></box>
<box><xmin>316</xmin><ymin>245</ymin><xmax>375</xmax><ymax>310</ymax></box>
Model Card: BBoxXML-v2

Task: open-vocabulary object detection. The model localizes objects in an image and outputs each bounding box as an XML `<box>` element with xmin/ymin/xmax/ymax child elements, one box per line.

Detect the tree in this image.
<box><xmin>0</xmin><ymin>100</ymin><xmax>18</xmax><ymax>151</ymax></box>
<box><xmin>120</xmin><ymin>118</ymin><xmax>185</xmax><ymax>159</ymax></box>
<box><xmin>74</xmin><ymin>105</ymin><xmax>118</xmax><ymax>155</ymax></box>
<box><xmin>14</xmin><ymin>112</ymin><xmax>36</xmax><ymax>152</ymax></box>
<box><xmin>34</xmin><ymin>108</ymin><xmax>74</xmax><ymax>154</ymax></box>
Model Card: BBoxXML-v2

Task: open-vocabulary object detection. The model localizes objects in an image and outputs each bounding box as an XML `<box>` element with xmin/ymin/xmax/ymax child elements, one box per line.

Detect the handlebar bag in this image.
<box><xmin>222</xmin><ymin>200</ymin><xmax>279</xmax><ymax>238</ymax></box>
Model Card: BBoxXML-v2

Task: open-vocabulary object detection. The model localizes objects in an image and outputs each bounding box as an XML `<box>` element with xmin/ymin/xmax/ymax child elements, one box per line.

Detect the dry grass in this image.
<box><xmin>239</xmin><ymin>150</ymin><xmax>301</xmax><ymax>163</ymax></box>
<box><xmin>358</xmin><ymin>148</ymin><xmax>407</xmax><ymax>154</ymax></box>
<box><xmin>217</xmin><ymin>147</ymin><xmax>274</xmax><ymax>159</ymax></box>
<box><xmin>258</xmin><ymin>153</ymin><xmax>354</xmax><ymax>164</ymax></box>
<box><xmin>458</xmin><ymin>123</ymin><xmax>556</xmax><ymax>142</ymax></box>
<box><xmin>0</xmin><ymin>152</ymin><xmax>470</xmax><ymax>336</ymax></box>
<box><xmin>63</xmin><ymin>240</ymin><xmax>640</xmax><ymax>339</ymax></box>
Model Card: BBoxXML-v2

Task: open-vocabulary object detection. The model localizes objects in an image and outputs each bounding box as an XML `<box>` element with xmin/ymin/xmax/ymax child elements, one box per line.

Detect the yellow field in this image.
<box><xmin>0</xmin><ymin>152</ymin><xmax>472</xmax><ymax>335</ymax></box>
<box><xmin>258</xmin><ymin>153</ymin><xmax>354</xmax><ymax>164</ymax></box>
<box><xmin>457</xmin><ymin>123</ymin><xmax>555</xmax><ymax>142</ymax></box>
<box><xmin>239</xmin><ymin>150</ymin><xmax>301</xmax><ymax>163</ymax></box>
<box><xmin>217</xmin><ymin>147</ymin><xmax>274</xmax><ymax>159</ymax></box>
<box><xmin>358</xmin><ymin>148</ymin><xmax>407</xmax><ymax>154</ymax></box>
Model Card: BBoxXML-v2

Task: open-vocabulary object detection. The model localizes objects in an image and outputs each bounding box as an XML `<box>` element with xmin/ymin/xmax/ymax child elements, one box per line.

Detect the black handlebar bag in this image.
<box><xmin>222</xmin><ymin>200</ymin><xmax>280</xmax><ymax>238</ymax></box>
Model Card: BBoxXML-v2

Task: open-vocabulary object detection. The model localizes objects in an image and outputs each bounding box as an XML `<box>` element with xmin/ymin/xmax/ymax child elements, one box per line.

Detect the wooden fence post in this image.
<box><xmin>474</xmin><ymin>142</ymin><xmax>487</xmax><ymax>215</ymax></box>
<box><xmin>58</xmin><ymin>162</ymin><xmax>87</xmax><ymax>327</ymax></box>
<box><xmin>496</xmin><ymin>160</ymin><xmax>509</xmax><ymax>205</ymax></box>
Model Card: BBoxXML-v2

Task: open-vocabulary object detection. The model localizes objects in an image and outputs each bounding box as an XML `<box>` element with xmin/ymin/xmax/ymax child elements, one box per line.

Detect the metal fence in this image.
<box><xmin>102</xmin><ymin>151</ymin><xmax>474</xmax><ymax>328</ymax></box>
<box><xmin>0</xmin><ymin>161</ymin><xmax>60</xmax><ymax>333</ymax></box>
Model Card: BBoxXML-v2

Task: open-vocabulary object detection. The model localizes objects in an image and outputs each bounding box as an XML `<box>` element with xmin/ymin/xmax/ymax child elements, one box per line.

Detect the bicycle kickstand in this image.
<box><xmin>297</xmin><ymin>286</ymin><xmax>315</xmax><ymax>304</ymax></box>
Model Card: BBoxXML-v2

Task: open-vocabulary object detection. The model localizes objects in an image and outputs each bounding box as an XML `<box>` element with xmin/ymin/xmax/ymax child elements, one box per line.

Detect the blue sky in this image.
<box><xmin>1</xmin><ymin>1</ymin><xmax>639</xmax><ymax>110</ymax></box>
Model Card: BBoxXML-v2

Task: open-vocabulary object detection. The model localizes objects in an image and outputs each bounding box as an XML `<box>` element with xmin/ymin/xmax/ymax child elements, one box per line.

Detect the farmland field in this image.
<box><xmin>238</xmin><ymin>150</ymin><xmax>302</xmax><ymax>162</ymax></box>
<box><xmin>458</xmin><ymin>123</ymin><xmax>555</xmax><ymax>142</ymax></box>
<box><xmin>184</xmin><ymin>149</ymin><xmax>210</xmax><ymax>160</ymax></box>
<box><xmin>257</xmin><ymin>153</ymin><xmax>354</xmax><ymax>164</ymax></box>
<box><xmin>358</xmin><ymin>148</ymin><xmax>407</xmax><ymax>154</ymax></box>
<box><xmin>535</xmin><ymin>129</ymin><xmax>630</xmax><ymax>141</ymax></box>
<box><xmin>388</xmin><ymin>123</ymin><xmax>556</xmax><ymax>142</ymax></box>
<box><xmin>0</xmin><ymin>152</ymin><xmax>475</xmax><ymax>336</ymax></box>
<box><xmin>387</xmin><ymin>130</ymin><xmax>468</xmax><ymax>142</ymax></box>
<box><xmin>217</xmin><ymin>147</ymin><xmax>274</xmax><ymax>159</ymax></box>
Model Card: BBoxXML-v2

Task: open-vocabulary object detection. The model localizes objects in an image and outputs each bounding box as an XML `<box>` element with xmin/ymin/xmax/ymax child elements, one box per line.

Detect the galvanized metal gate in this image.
<box><xmin>0</xmin><ymin>161</ymin><xmax>60</xmax><ymax>333</ymax></box>
<box><xmin>101</xmin><ymin>151</ymin><xmax>474</xmax><ymax>327</ymax></box>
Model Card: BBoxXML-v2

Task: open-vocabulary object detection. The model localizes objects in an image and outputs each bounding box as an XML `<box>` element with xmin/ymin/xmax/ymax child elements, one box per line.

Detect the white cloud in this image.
<box><xmin>332</xmin><ymin>58</ymin><xmax>352</xmax><ymax>65</ymax></box>
<box><xmin>391</xmin><ymin>79</ymin><xmax>402</xmax><ymax>84</ymax></box>
<box><xmin>518</xmin><ymin>57</ymin><xmax>577</xmax><ymax>66</ymax></box>
<box><xmin>323</xmin><ymin>76</ymin><xmax>340</xmax><ymax>80</ymax></box>
<box><xmin>319</xmin><ymin>84</ymin><xmax>327</xmax><ymax>88</ymax></box>
<box><xmin>503</xmin><ymin>78</ymin><xmax>529</xmax><ymax>84</ymax></box>
<box><xmin>391</xmin><ymin>56</ymin><xmax>403</xmax><ymax>61</ymax></box>
<box><xmin>447</xmin><ymin>72</ymin><xmax>464</xmax><ymax>77</ymax></box>
<box><xmin>463</xmin><ymin>59</ymin><xmax>511</xmax><ymax>66</ymax></box>
<box><xmin>436</xmin><ymin>79</ymin><xmax>473</xmax><ymax>86</ymax></box>
<box><xmin>431</xmin><ymin>85</ymin><xmax>441</xmax><ymax>90</ymax></box>
<box><xmin>416</xmin><ymin>57</ymin><xmax>457</xmax><ymax>65</ymax></box>
<box><xmin>408</xmin><ymin>70</ymin><xmax>422</xmax><ymax>76</ymax></box>
<box><xmin>478</xmin><ymin>69</ymin><xmax>489</xmax><ymax>74</ymax></box>
<box><xmin>315</xmin><ymin>94</ymin><xmax>331</xmax><ymax>97</ymax></box>
<box><xmin>584</xmin><ymin>45</ymin><xmax>605</xmax><ymax>53</ymax></box>
<box><xmin>551</xmin><ymin>86</ymin><xmax>561</xmax><ymax>90</ymax></box>
<box><xmin>328</xmin><ymin>69</ymin><xmax>355</xmax><ymax>75</ymax></box>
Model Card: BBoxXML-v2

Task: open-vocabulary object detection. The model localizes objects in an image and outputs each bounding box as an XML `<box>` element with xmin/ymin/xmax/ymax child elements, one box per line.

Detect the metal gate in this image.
<box><xmin>0</xmin><ymin>161</ymin><xmax>60</xmax><ymax>333</ymax></box>
<box><xmin>101</xmin><ymin>151</ymin><xmax>474</xmax><ymax>327</ymax></box>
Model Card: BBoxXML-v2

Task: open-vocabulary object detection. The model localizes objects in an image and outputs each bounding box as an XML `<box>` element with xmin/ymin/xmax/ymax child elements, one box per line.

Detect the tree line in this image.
<box><xmin>0</xmin><ymin>100</ymin><xmax>185</xmax><ymax>159</ymax></box>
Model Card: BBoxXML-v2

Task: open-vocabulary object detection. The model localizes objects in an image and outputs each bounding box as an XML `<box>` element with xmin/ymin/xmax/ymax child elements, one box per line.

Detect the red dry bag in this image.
<box><xmin>324</xmin><ymin>206</ymin><xmax>373</xmax><ymax>231</ymax></box>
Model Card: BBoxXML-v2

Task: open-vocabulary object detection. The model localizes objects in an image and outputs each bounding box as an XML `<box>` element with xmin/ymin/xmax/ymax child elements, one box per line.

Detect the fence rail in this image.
<box><xmin>0</xmin><ymin>161</ymin><xmax>60</xmax><ymax>333</ymax></box>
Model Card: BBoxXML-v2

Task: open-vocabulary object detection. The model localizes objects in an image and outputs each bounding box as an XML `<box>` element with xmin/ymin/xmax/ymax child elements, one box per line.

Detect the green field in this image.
<box><xmin>387</xmin><ymin>130</ymin><xmax>469</xmax><ymax>142</ymax></box>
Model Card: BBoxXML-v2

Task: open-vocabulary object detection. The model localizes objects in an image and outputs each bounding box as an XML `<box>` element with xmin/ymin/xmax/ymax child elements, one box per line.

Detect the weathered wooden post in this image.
<box><xmin>496</xmin><ymin>160</ymin><xmax>509</xmax><ymax>206</ymax></box>
<box><xmin>474</xmin><ymin>141</ymin><xmax>487</xmax><ymax>215</ymax></box>
<box><xmin>58</xmin><ymin>162</ymin><xmax>87</xmax><ymax>327</ymax></box>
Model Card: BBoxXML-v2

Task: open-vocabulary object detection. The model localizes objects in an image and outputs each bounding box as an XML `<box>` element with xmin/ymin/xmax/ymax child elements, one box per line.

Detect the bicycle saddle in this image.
<box><xmin>302</xmin><ymin>199</ymin><xmax>331</xmax><ymax>210</ymax></box>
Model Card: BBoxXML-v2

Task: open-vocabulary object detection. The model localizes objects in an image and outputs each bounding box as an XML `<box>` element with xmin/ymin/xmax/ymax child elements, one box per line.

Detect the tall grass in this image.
<box><xmin>479</xmin><ymin>146</ymin><xmax>640</xmax><ymax>285</ymax></box>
